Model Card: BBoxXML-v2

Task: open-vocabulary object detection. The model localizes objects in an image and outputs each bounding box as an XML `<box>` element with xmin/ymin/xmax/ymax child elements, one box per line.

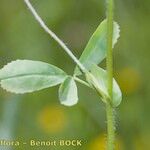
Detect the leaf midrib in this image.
<box><xmin>0</xmin><ymin>73</ymin><xmax>66</xmax><ymax>80</ymax></box>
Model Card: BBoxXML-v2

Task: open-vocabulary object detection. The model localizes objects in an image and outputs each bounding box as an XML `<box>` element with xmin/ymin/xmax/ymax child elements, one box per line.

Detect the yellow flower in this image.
<box><xmin>37</xmin><ymin>105</ymin><xmax>67</xmax><ymax>134</ymax></box>
<box><xmin>116</xmin><ymin>67</ymin><xmax>141</xmax><ymax>95</ymax></box>
<box><xmin>88</xmin><ymin>134</ymin><xmax>123</xmax><ymax>150</ymax></box>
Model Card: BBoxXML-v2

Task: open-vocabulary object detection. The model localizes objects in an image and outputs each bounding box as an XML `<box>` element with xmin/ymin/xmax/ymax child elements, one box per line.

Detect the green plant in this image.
<box><xmin>0</xmin><ymin>0</ymin><xmax>122</xmax><ymax>149</ymax></box>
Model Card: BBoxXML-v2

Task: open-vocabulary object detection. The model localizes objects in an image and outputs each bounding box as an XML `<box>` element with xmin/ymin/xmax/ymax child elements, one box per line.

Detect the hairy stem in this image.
<box><xmin>106</xmin><ymin>0</ymin><xmax>114</xmax><ymax>98</ymax></box>
<box><xmin>24</xmin><ymin>0</ymin><xmax>87</xmax><ymax>73</ymax></box>
<box><xmin>24</xmin><ymin>0</ymin><xmax>116</xmax><ymax>149</ymax></box>
<box><xmin>106</xmin><ymin>103</ymin><xmax>115</xmax><ymax>150</ymax></box>
<box><xmin>106</xmin><ymin>0</ymin><xmax>115</xmax><ymax>149</ymax></box>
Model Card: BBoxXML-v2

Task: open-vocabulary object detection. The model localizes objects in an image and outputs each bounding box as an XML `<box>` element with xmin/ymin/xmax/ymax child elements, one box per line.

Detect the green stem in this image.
<box><xmin>24</xmin><ymin>0</ymin><xmax>87</xmax><ymax>74</ymax></box>
<box><xmin>106</xmin><ymin>103</ymin><xmax>115</xmax><ymax>150</ymax></box>
<box><xmin>106</xmin><ymin>0</ymin><xmax>115</xmax><ymax>149</ymax></box>
<box><xmin>107</xmin><ymin>0</ymin><xmax>114</xmax><ymax>98</ymax></box>
<box><xmin>74</xmin><ymin>76</ymin><xmax>92</xmax><ymax>88</ymax></box>
<box><xmin>25</xmin><ymin>0</ymin><xmax>116</xmax><ymax>149</ymax></box>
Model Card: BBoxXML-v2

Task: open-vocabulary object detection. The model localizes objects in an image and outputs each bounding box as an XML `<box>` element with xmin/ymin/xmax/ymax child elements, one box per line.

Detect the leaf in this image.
<box><xmin>88</xmin><ymin>65</ymin><xmax>122</xmax><ymax>107</ymax></box>
<box><xmin>0</xmin><ymin>60</ymin><xmax>67</xmax><ymax>93</ymax></box>
<box><xmin>74</xmin><ymin>19</ymin><xmax>120</xmax><ymax>75</ymax></box>
<box><xmin>59</xmin><ymin>76</ymin><xmax>78</xmax><ymax>106</ymax></box>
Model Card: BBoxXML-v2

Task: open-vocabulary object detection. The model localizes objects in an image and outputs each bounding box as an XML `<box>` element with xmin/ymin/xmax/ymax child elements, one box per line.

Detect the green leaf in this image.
<box><xmin>74</xmin><ymin>19</ymin><xmax>120</xmax><ymax>75</ymax></box>
<box><xmin>59</xmin><ymin>76</ymin><xmax>78</xmax><ymax>106</ymax></box>
<box><xmin>88</xmin><ymin>65</ymin><xmax>122</xmax><ymax>107</ymax></box>
<box><xmin>0</xmin><ymin>60</ymin><xmax>67</xmax><ymax>93</ymax></box>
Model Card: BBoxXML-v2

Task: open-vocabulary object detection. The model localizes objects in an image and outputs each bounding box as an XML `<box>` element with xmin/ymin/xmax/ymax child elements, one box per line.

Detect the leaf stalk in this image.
<box><xmin>24</xmin><ymin>0</ymin><xmax>87</xmax><ymax>74</ymax></box>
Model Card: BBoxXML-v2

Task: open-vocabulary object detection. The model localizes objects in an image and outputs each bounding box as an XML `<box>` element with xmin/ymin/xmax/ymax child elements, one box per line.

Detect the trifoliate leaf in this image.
<box><xmin>0</xmin><ymin>60</ymin><xmax>67</xmax><ymax>93</ymax></box>
<box><xmin>88</xmin><ymin>65</ymin><xmax>122</xmax><ymax>107</ymax></box>
<box><xmin>59</xmin><ymin>76</ymin><xmax>78</xmax><ymax>106</ymax></box>
<box><xmin>74</xmin><ymin>19</ymin><xmax>120</xmax><ymax>75</ymax></box>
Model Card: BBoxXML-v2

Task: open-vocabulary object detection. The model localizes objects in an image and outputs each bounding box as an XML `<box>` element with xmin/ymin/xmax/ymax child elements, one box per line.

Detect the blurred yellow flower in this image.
<box><xmin>37</xmin><ymin>105</ymin><xmax>67</xmax><ymax>134</ymax></box>
<box><xmin>88</xmin><ymin>134</ymin><xmax>123</xmax><ymax>150</ymax></box>
<box><xmin>116</xmin><ymin>67</ymin><xmax>141</xmax><ymax>95</ymax></box>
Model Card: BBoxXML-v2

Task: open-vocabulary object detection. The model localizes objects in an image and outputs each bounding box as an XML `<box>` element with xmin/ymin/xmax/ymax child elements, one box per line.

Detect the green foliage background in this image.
<box><xmin>0</xmin><ymin>0</ymin><xmax>150</xmax><ymax>149</ymax></box>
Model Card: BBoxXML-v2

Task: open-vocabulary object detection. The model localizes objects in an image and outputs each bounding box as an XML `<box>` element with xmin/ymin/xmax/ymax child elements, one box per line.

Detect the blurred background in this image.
<box><xmin>0</xmin><ymin>0</ymin><xmax>150</xmax><ymax>149</ymax></box>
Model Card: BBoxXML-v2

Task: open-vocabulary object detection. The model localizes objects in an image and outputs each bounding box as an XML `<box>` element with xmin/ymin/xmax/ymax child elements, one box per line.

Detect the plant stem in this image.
<box><xmin>25</xmin><ymin>0</ymin><xmax>116</xmax><ymax>149</ymax></box>
<box><xmin>74</xmin><ymin>76</ymin><xmax>92</xmax><ymax>88</ymax></box>
<box><xmin>106</xmin><ymin>0</ymin><xmax>114</xmax><ymax>98</ymax></box>
<box><xmin>106</xmin><ymin>103</ymin><xmax>115</xmax><ymax>150</ymax></box>
<box><xmin>106</xmin><ymin>0</ymin><xmax>115</xmax><ymax>149</ymax></box>
<box><xmin>24</xmin><ymin>0</ymin><xmax>87</xmax><ymax>74</ymax></box>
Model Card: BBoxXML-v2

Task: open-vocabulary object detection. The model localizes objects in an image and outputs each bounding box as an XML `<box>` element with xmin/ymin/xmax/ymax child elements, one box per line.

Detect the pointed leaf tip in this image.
<box><xmin>74</xmin><ymin>19</ymin><xmax>120</xmax><ymax>75</ymax></box>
